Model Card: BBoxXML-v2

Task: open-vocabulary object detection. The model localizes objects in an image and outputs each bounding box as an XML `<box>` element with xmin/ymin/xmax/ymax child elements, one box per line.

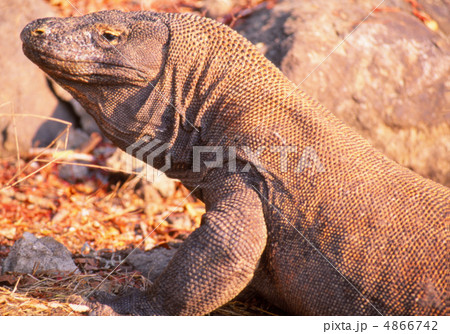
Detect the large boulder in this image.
<box><xmin>237</xmin><ymin>0</ymin><xmax>450</xmax><ymax>186</ymax></box>
<box><xmin>0</xmin><ymin>0</ymin><xmax>77</xmax><ymax>157</ymax></box>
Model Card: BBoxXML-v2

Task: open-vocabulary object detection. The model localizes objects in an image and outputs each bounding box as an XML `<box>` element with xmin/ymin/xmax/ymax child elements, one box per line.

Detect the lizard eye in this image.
<box><xmin>101</xmin><ymin>31</ymin><xmax>120</xmax><ymax>44</ymax></box>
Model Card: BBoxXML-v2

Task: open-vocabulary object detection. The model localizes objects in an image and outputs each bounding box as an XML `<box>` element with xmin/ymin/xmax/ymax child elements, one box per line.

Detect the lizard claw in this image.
<box><xmin>66</xmin><ymin>293</ymin><xmax>121</xmax><ymax>316</ymax></box>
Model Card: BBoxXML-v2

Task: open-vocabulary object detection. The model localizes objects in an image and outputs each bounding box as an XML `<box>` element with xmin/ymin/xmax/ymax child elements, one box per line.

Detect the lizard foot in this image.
<box><xmin>87</xmin><ymin>288</ymin><xmax>152</xmax><ymax>315</ymax></box>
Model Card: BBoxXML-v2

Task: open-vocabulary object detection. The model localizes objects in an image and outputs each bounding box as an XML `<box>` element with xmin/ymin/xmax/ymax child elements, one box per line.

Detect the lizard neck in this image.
<box><xmin>155</xmin><ymin>13</ymin><xmax>297</xmax><ymax>145</ymax></box>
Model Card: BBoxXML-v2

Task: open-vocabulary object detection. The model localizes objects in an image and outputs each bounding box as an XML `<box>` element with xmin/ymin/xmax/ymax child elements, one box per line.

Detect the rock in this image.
<box><xmin>53</xmin><ymin>128</ymin><xmax>92</xmax><ymax>183</ymax></box>
<box><xmin>2</xmin><ymin>232</ymin><xmax>79</xmax><ymax>275</ymax></box>
<box><xmin>236</xmin><ymin>0</ymin><xmax>450</xmax><ymax>186</ymax></box>
<box><xmin>57</xmin><ymin>128</ymin><xmax>91</xmax><ymax>150</ymax></box>
<box><xmin>125</xmin><ymin>243</ymin><xmax>180</xmax><ymax>282</ymax></box>
<box><xmin>58</xmin><ymin>164</ymin><xmax>91</xmax><ymax>183</ymax></box>
<box><xmin>0</xmin><ymin>0</ymin><xmax>77</xmax><ymax>157</ymax></box>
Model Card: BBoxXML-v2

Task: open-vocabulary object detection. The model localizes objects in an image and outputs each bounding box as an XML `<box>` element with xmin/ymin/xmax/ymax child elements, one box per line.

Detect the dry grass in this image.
<box><xmin>0</xmin><ymin>271</ymin><xmax>278</xmax><ymax>316</ymax></box>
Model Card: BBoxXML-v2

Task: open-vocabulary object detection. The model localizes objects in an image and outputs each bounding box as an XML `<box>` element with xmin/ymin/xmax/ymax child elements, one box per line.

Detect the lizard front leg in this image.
<box><xmin>91</xmin><ymin>172</ymin><xmax>268</xmax><ymax>315</ymax></box>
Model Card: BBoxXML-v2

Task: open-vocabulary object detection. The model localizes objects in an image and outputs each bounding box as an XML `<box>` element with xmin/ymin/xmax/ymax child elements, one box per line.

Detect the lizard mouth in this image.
<box><xmin>22</xmin><ymin>44</ymin><xmax>149</xmax><ymax>85</ymax></box>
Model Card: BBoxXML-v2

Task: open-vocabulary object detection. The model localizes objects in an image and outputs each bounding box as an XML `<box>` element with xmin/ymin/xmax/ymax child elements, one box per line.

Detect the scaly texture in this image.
<box><xmin>21</xmin><ymin>10</ymin><xmax>449</xmax><ymax>315</ymax></box>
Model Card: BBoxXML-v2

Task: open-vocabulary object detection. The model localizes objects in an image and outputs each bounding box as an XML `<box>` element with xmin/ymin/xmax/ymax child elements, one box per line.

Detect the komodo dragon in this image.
<box><xmin>21</xmin><ymin>10</ymin><xmax>449</xmax><ymax>316</ymax></box>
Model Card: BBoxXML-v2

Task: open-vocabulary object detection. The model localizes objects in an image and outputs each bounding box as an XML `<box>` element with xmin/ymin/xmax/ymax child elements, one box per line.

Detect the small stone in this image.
<box><xmin>2</xmin><ymin>232</ymin><xmax>79</xmax><ymax>275</ymax></box>
<box><xmin>126</xmin><ymin>242</ymin><xmax>181</xmax><ymax>282</ymax></box>
<box><xmin>58</xmin><ymin>163</ymin><xmax>90</xmax><ymax>183</ymax></box>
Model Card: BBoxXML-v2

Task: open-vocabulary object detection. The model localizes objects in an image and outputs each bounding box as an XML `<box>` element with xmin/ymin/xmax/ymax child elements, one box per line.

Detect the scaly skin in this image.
<box><xmin>21</xmin><ymin>10</ymin><xmax>449</xmax><ymax>315</ymax></box>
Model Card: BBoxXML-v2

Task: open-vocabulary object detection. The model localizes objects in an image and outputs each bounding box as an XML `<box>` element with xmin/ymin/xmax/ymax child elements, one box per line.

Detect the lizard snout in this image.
<box><xmin>20</xmin><ymin>18</ymin><xmax>59</xmax><ymax>43</ymax></box>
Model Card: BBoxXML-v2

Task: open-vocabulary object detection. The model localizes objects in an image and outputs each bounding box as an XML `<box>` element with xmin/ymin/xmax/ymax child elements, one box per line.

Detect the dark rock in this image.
<box><xmin>2</xmin><ymin>232</ymin><xmax>79</xmax><ymax>275</ymax></box>
<box><xmin>58</xmin><ymin>164</ymin><xmax>91</xmax><ymax>183</ymax></box>
<box><xmin>57</xmin><ymin>128</ymin><xmax>91</xmax><ymax>150</ymax></box>
<box><xmin>125</xmin><ymin>243</ymin><xmax>180</xmax><ymax>282</ymax></box>
<box><xmin>236</xmin><ymin>0</ymin><xmax>450</xmax><ymax>186</ymax></box>
<box><xmin>0</xmin><ymin>0</ymin><xmax>77</xmax><ymax>157</ymax></box>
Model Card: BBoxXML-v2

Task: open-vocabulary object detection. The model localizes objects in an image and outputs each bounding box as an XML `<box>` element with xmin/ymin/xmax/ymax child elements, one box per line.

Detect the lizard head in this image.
<box><xmin>21</xmin><ymin>10</ymin><xmax>169</xmax><ymax>86</ymax></box>
<box><xmin>21</xmin><ymin>10</ymin><xmax>172</xmax><ymax>149</ymax></box>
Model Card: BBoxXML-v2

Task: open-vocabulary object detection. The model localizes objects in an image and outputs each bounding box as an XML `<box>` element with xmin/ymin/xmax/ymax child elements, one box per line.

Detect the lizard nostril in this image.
<box><xmin>32</xmin><ymin>27</ymin><xmax>46</xmax><ymax>37</ymax></box>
